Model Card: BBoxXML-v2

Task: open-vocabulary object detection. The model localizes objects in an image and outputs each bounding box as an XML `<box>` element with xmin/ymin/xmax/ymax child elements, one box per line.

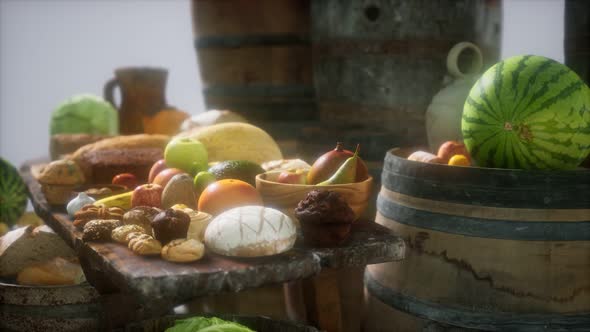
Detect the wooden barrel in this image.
<box><xmin>0</xmin><ymin>281</ymin><xmax>103</xmax><ymax>331</ymax></box>
<box><xmin>191</xmin><ymin>0</ymin><xmax>316</xmax><ymax>122</ymax></box>
<box><xmin>364</xmin><ymin>148</ymin><xmax>590</xmax><ymax>331</ymax></box>
<box><xmin>565</xmin><ymin>0</ymin><xmax>590</xmax><ymax>85</ymax></box>
<box><xmin>311</xmin><ymin>0</ymin><xmax>501</xmax><ymax>146</ymax></box>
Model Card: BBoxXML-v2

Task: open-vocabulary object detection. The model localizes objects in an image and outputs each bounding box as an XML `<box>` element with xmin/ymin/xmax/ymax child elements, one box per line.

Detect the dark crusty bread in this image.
<box><xmin>68</xmin><ymin>134</ymin><xmax>170</xmax><ymax>184</ymax></box>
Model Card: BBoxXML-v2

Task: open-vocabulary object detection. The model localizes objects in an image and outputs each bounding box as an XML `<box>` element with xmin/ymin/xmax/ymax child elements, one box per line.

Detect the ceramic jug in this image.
<box><xmin>425</xmin><ymin>42</ymin><xmax>483</xmax><ymax>152</ymax></box>
<box><xmin>104</xmin><ymin>67</ymin><xmax>168</xmax><ymax>134</ymax></box>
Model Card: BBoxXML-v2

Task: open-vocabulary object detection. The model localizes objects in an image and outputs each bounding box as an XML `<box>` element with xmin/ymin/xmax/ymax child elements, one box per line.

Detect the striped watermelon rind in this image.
<box><xmin>462</xmin><ymin>55</ymin><xmax>590</xmax><ymax>170</ymax></box>
<box><xmin>0</xmin><ymin>158</ymin><xmax>28</xmax><ymax>226</ymax></box>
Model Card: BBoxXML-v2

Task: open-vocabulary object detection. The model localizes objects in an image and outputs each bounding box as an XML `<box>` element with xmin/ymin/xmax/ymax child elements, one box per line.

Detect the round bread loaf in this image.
<box><xmin>204</xmin><ymin>206</ymin><xmax>296</xmax><ymax>257</ymax></box>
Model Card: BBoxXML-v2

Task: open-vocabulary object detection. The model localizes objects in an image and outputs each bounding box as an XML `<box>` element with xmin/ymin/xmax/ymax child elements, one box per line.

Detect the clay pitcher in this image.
<box><xmin>104</xmin><ymin>67</ymin><xmax>168</xmax><ymax>134</ymax></box>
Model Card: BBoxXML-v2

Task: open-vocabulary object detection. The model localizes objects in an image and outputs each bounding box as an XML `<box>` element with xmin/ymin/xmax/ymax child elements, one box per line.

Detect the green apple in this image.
<box><xmin>164</xmin><ymin>137</ymin><xmax>208</xmax><ymax>175</ymax></box>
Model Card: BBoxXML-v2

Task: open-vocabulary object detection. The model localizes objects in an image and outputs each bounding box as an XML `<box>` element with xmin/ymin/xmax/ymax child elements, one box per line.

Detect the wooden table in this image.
<box><xmin>21</xmin><ymin>161</ymin><xmax>405</xmax><ymax>331</ymax></box>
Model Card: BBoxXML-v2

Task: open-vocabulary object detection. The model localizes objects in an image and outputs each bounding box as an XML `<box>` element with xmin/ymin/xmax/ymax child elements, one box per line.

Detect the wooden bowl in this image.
<box><xmin>255</xmin><ymin>171</ymin><xmax>373</xmax><ymax>221</ymax></box>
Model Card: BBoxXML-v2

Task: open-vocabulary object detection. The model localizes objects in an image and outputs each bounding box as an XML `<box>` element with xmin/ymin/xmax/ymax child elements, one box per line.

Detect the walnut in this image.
<box><xmin>128</xmin><ymin>234</ymin><xmax>162</xmax><ymax>256</ymax></box>
<box><xmin>122</xmin><ymin>206</ymin><xmax>161</xmax><ymax>235</ymax></box>
<box><xmin>82</xmin><ymin>219</ymin><xmax>122</xmax><ymax>242</ymax></box>
<box><xmin>73</xmin><ymin>204</ymin><xmax>124</xmax><ymax>228</ymax></box>
<box><xmin>111</xmin><ymin>225</ymin><xmax>146</xmax><ymax>244</ymax></box>
<box><xmin>161</xmin><ymin>238</ymin><xmax>205</xmax><ymax>263</ymax></box>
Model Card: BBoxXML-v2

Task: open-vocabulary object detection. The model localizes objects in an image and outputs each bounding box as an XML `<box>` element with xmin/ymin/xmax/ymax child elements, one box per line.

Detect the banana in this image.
<box><xmin>93</xmin><ymin>191</ymin><xmax>133</xmax><ymax>210</ymax></box>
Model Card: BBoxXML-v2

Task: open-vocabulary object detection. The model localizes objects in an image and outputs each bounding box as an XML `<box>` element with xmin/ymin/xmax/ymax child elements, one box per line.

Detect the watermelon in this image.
<box><xmin>0</xmin><ymin>158</ymin><xmax>28</xmax><ymax>226</ymax></box>
<box><xmin>462</xmin><ymin>55</ymin><xmax>590</xmax><ymax>169</ymax></box>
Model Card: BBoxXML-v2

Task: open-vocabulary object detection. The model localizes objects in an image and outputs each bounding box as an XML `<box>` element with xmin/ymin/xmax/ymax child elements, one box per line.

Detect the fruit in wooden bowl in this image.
<box><xmin>255</xmin><ymin>171</ymin><xmax>373</xmax><ymax>222</ymax></box>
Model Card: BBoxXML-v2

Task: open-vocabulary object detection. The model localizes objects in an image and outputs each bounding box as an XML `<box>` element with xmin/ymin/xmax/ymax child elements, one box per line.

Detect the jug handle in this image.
<box><xmin>103</xmin><ymin>78</ymin><xmax>119</xmax><ymax>109</ymax></box>
<box><xmin>447</xmin><ymin>42</ymin><xmax>483</xmax><ymax>79</ymax></box>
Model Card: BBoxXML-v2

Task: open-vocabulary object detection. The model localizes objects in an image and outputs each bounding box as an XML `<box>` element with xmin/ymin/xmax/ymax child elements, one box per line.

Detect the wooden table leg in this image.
<box><xmin>285</xmin><ymin>267</ymin><xmax>366</xmax><ymax>332</ymax></box>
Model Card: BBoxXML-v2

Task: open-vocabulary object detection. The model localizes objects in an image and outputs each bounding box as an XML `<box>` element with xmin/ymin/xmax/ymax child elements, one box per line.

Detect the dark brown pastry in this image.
<box><xmin>82</xmin><ymin>219</ymin><xmax>122</xmax><ymax>242</ymax></box>
<box><xmin>151</xmin><ymin>209</ymin><xmax>190</xmax><ymax>245</ymax></box>
<box><xmin>294</xmin><ymin>190</ymin><xmax>355</xmax><ymax>224</ymax></box>
<box><xmin>294</xmin><ymin>190</ymin><xmax>355</xmax><ymax>247</ymax></box>
<box><xmin>73</xmin><ymin>204</ymin><xmax>125</xmax><ymax>228</ymax></box>
<box><xmin>122</xmin><ymin>206</ymin><xmax>161</xmax><ymax>234</ymax></box>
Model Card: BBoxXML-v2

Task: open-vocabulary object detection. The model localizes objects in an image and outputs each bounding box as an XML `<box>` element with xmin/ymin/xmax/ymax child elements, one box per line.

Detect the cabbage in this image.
<box><xmin>50</xmin><ymin>94</ymin><xmax>118</xmax><ymax>135</ymax></box>
<box><xmin>165</xmin><ymin>317</ymin><xmax>255</xmax><ymax>332</ymax></box>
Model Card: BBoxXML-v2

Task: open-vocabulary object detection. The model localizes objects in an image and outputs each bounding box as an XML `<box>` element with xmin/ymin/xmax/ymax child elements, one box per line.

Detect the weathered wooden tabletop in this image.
<box><xmin>20</xmin><ymin>160</ymin><xmax>405</xmax><ymax>328</ymax></box>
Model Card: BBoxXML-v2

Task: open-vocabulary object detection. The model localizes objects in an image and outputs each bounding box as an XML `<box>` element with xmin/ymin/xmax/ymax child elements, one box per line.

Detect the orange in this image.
<box><xmin>197</xmin><ymin>179</ymin><xmax>263</xmax><ymax>216</ymax></box>
<box><xmin>142</xmin><ymin>108</ymin><xmax>190</xmax><ymax>136</ymax></box>
<box><xmin>448</xmin><ymin>154</ymin><xmax>471</xmax><ymax>166</ymax></box>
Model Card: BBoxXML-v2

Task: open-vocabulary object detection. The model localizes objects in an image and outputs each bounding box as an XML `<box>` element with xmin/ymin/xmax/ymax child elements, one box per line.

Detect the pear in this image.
<box><xmin>317</xmin><ymin>145</ymin><xmax>359</xmax><ymax>185</ymax></box>
<box><xmin>161</xmin><ymin>173</ymin><xmax>198</xmax><ymax>209</ymax></box>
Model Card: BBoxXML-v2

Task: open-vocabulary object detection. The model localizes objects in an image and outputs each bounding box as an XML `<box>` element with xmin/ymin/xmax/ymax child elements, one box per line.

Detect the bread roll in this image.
<box><xmin>0</xmin><ymin>225</ymin><xmax>75</xmax><ymax>277</ymax></box>
<box><xmin>17</xmin><ymin>257</ymin><xmax>85</xmax><ymax>286</ymax></box>
<box><xmin>204</xmin><ymin>206</ymin><xmax>296</xmax><ymax>257</ymax></box>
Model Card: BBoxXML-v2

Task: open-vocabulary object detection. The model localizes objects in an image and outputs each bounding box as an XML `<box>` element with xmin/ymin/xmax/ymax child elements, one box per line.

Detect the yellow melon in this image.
<box><xmin>175</xmin><ymin>123</ymin><xmax>282</xmax><ymax>164</ymax></box>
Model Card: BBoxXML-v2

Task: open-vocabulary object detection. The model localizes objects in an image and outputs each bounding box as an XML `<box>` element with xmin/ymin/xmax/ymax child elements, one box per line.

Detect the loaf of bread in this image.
<box><xmin>68</xmin><ymin>134</ymin><xmax>170</xmax><ymax>184</ymax></box>
<box><xmin>204</xmin><ymin>206</ymin><xmax>296</xmax><ymax>257</ymax></box>
<box><xmin>17</xmin><ymin>257</ymin><xmax>85</xmax><ymax>286</ymax></box>
<box><xmin>0</xmin><ymin>225</ymin><xmax>75</xmax><ymax>277</ymax></box>
<box><xmin>50</xmin><ymin>133</ymin><xmax>111</xmax><ymax>160</ymax></box>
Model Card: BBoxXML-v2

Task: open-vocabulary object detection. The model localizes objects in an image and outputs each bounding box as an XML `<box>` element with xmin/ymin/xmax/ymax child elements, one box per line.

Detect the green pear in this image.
<box><xmin>317</xmin><ymin>145</ymin><xmax>359</xmax><ymax>185</ymax></box>
<box><xmin>161</xmin><ymin>173</ymin><xmax>198</xmax><ymax>209</ymax></box>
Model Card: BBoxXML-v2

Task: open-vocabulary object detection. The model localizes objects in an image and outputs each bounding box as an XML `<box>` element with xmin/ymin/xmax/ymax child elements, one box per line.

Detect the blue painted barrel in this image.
<box><xmin>364</xmin><ymin>148</ymin><xmax>590</xmax><ymax>331</ymax></box>
<box><xmin>191</xmin><ymin>0</ymin><xmax>316</xmax><ymax>122</ymax></box>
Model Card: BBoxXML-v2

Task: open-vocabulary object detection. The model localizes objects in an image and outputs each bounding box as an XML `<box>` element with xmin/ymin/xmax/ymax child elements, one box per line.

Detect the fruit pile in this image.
<box><xmin>57</xmin><ymin>122</ymin><xmax>372</xmax><ymax>262</ymax></box>
<box><xmin>413</xmin><ymin>55</ymin><xmax>590</xmax><ymax>170</ymax></box>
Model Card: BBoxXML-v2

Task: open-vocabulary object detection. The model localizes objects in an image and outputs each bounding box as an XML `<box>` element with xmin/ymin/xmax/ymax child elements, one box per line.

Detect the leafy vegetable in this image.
<box><xmin>50</xmin><ymin>94</ymin><xmax>118</xmax><ymax>135</ymax></box>
<box><xmin>165</xmin><ymin>317</ymin><xmax>256</xmax><ymax>332</ymax></box>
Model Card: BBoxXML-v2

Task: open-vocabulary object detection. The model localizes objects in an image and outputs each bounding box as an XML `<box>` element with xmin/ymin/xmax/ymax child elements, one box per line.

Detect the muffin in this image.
<box><xmin>37</xmin><ymin>159</ymin><xmax>85</xmax><ymax>205</ymax></box>
<box><xmin>294</xmin><ymin>190</ymin><xmax>356</xmax><ymax>247</ymax></box>
<box><xmin>151</xmin><ymin>209</ymin><xmax>191</xmax><ymax>245</ymax></box>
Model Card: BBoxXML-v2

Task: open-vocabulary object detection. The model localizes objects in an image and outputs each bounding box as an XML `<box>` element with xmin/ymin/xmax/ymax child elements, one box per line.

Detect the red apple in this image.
<box><xmin>112</xmin><ymin>173</ymin><xmax>138</xmax><ymax>189</ymax></box>
<box><xmin>148</xmin><ymin>159</ymin><xmax>168</xmax><ymax>183</ymax></box>
<box><xmin>131</xmin><ymin>183</ymin><xmax>163</xmax><ymax>208</ymax></box>
<box><xmin>277</xmin><ymin>169</ymin><xmax>307</xmax><ymax>185</ymax></box>
<box><xmin>153</xmin><ymin>168</ymin><xmax>186</xmax><ymax>188</ymax></box>
<box><xmin>437</xmin><ymin>141</ymin><xmax>471</xmax><ymax>163</ymax></box>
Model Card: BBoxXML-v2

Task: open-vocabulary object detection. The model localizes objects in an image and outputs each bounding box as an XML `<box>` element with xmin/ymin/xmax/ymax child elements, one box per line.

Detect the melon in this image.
<box><xmin>0</xmin><ymin>158</ymin><xmax>28</xmax><ymax>226</ymax></box>
<box><xmin>462</xmin><ymin>55</ymin><xmax>590</xmax><ymax>169</ymax></box>
<box><xmin>175</xmin><ymin>123</ymin><xmax>283</xmax><ymax>164</ymax></box>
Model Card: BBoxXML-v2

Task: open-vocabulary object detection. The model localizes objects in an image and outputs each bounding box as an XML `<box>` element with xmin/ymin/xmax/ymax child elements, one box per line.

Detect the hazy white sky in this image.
<box><xmin>0</xmin><ymin>0</ymin><xmax>566</xmax><ymax>167</ymax></box>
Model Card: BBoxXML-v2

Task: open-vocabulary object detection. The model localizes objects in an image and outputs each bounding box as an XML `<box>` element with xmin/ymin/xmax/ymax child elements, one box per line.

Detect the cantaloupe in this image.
<box><xmin>176</xmin><ymin>123</ymin><xmax>283</xmax><ymax>164</ymax></box>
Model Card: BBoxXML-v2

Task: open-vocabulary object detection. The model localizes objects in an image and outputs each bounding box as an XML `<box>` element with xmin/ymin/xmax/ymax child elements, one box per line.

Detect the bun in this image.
<box><xmin>161</xmin><ymin>238</ymin><xmax>205</xmax><ymax>263</ymax></box>
<box><xmin>0</xmin><ymin>225</ymin><xmax>75</xmax><ymax>277</ymax></box>
<box><xmin>17</xmin><ymin>257</ymin><xmax>85</xmax><ymax>286</ymax></box>
<box><xmin>69</xmin><ymin>134</ymin><xmax>169</xmax><ymax>184</ymax></box>
<box><xmin>204</xmin><ymin>206</ymin><xmax>296</xmax><ymax>257</ymax></box>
